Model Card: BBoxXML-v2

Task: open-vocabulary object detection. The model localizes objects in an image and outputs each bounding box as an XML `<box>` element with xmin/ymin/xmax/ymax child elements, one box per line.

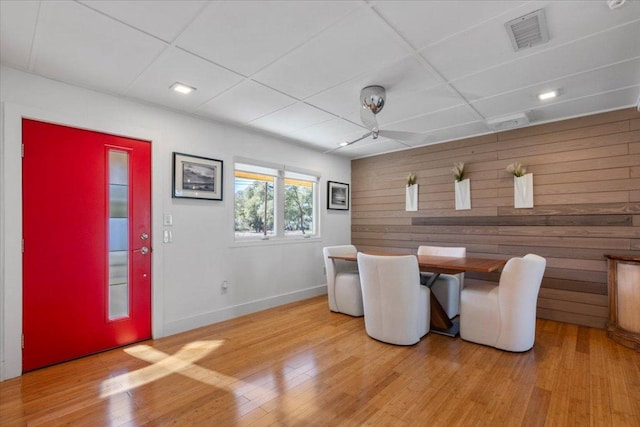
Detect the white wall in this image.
<box><xmin>0</xmin><ymin>66</ymin><xmax>352</xmax><ymax>379</ymax></box>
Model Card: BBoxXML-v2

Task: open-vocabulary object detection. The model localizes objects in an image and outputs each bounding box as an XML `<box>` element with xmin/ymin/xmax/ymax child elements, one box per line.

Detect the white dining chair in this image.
<box><xmin>323</xmin><ymin>245</ymin><xmax>363</xmax><ymax>317</ymax></box>
<box><xmin>460</xmin><ymin>254</ymin><xmax>546</xmax><ymax>352</ymax></box>
<box><xmin>417</xmin><ymin>245</ymin><xmax>466</xmax><ymax>318</ymax></box>
<box><xmin>357</xmin><ymin>253</ymin><xmax>430</xmax><ymax>345</ymax></box>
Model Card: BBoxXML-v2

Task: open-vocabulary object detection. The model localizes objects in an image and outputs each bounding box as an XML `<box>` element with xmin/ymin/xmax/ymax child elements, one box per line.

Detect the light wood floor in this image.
<box><xmin>1</xmin><ymin>295</ymin><xmax>639</xmax><ymax>426</ymax></box>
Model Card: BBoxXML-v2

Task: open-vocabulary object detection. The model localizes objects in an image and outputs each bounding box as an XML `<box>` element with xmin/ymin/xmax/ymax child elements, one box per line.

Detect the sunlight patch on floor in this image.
<box><xmin>98</xmin><ymin>337</ymin><xmax>318</xmax><ymax>423</ymax></box>
<box><xmin>100</xmin><ymin>340</ymin><xmax>233</xmax><ymax>398</ymax></box>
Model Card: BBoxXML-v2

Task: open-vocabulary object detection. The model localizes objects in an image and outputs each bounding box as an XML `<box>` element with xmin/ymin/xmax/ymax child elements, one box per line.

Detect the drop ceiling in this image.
<box><xmin>1</xmin><ymin>0</ymin><xmax>639</xmax><ymax>158</ymax></box>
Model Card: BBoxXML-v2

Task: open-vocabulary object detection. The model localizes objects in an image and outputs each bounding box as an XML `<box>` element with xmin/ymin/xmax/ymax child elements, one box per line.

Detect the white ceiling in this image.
<box><xmin>1</xmin><ymin>0</ymin><xmax>639</xmax><ymax>158</ymax></box>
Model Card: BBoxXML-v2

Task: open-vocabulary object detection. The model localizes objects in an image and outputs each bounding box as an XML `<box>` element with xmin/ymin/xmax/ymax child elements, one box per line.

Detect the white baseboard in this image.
<box><xmin>163</xmin><ymin>285</ymin><xmax>328</xmax><ymax>337</ymax></box>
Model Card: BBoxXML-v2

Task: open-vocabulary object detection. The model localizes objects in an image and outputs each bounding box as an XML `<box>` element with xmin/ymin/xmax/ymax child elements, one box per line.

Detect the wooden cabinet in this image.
<box><xmin>605</xmin><ymin>255</ymin><xmax>640</xmax><ymax>351</ymax></box>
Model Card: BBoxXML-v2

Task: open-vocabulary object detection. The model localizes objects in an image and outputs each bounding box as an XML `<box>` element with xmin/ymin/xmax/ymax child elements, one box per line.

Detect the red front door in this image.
<box><xmin>22</xmin><ymin>119</ymin><xmax>152</xmax><ymax>372</ymax></box>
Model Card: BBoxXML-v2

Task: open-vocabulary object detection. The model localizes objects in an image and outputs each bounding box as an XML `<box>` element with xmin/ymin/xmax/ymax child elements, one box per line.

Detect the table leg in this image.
<box><xmin>421</xmin><ymin>273</ymin><xmax>459</xmax><ymax>337</ymax></box>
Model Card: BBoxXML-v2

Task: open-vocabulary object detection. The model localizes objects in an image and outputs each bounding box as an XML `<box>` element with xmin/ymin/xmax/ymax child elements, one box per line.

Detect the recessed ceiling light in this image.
<box><xmin>538</xmin><ymin>90</ymin><xmax>557</xmax><ymax>101</ymax></box>
<box><xmin>170</xmin><ymin>82</ymin><xmax>195</xmax><ymax>94</ymax></box>
<box><xmin>339</xmin><ymin>141</ymin><xmax>349</xmax><ymax>147</ymax></box>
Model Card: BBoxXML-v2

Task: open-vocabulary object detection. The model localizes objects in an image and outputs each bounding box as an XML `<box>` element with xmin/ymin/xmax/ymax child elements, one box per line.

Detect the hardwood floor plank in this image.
<box><xmin>567</xmin><ymin>351</ymin><xmax>591</xmax><ymax>425</ymax></box>
<box><xmin>1</xmin><ymin>296</ymin><xmax>639</xmax><ymax>426</ymax></box>
<box><xmin>589</xmin><ymin>332</ymin><xmax>615</xmax><ymax>426</ymax></box>
<box><xmin>522</xmin><ymin>387</ymin><xmax>552</xmax><ymax>427</ymax></box>
<box><xmin>545</xmin><ymin>336</ymin><xmax>574</xmax><ymax>424</ymax></box>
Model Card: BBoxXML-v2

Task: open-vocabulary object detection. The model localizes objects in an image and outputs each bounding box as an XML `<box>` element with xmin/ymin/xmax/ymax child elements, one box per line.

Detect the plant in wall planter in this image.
<box><xmin>405</xmin><ymin>172</ymin><xmax>418</xmax><ymax>211</ymax></box>
<box><xmin>452</xmin><ymin>162</ymin><xmax>470</xmax><ymax>210</ymax></box>
<box><xmin>507</xmin><ymin>161</ymin><xmax>533</xmax><ymax>208</ymax></box>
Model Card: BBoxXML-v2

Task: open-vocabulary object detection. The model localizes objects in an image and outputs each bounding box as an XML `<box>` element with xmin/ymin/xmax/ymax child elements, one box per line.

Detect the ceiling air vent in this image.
<box><xmin>505</xmin><ymin>9</ymin><xmax>549</xmax><ymax>51</ymax></box>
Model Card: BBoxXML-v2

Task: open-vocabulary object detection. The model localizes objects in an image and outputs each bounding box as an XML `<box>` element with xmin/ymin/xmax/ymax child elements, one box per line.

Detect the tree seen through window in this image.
<box><xmin>234</xmin><ymin>165</ymin><xmax>316</xmax><ymax>239</ymax></box>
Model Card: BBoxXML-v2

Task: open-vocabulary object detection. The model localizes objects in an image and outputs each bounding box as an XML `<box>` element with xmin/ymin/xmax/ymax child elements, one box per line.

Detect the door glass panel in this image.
<box><xmin>108</xmin><ymin>150</ymin><xmax>129</xmax><ymax>320</ymax></box>
<box><xmin>109</xmin><ymin>185</ymin><xmax>128</xmax><ymax>217</ymax></box>
<box><xmin>109</xmin><ymin>151</ymin><xmax>128</xmax><ymax>185</ymax></box>
<box><xmin>109</xmin><ymin>251</ymin><xmax>128</xmax><ymax>285</ymax></box>
<box><xmin>109</xmin><ymin>218</ymin><xmax>128</xmax><ymax>251</ymax></box>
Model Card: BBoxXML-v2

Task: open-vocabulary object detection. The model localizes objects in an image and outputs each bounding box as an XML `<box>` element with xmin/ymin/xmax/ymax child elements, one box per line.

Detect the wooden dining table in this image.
<box><xmin>328</xmin><ymin>252</ymin><xmax>506</xmax><ymax>337</ymax></box>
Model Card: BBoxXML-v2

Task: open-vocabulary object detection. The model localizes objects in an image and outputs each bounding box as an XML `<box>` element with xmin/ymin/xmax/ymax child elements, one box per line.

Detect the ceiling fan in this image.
<box><xmin>328</xmin><ymin>85</ymin><xmax>426</xmax><ymax>152</ymax></box>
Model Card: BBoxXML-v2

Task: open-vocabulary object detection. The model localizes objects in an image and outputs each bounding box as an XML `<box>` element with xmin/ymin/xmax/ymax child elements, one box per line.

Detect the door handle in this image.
<box><xmin>134</xmin><ymin>246</ymin><xmax>149</xmax><ymax>255</ymax></box>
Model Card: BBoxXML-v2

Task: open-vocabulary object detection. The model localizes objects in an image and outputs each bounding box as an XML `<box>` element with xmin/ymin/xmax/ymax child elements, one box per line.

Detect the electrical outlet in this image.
<box><xmin>221</xmin><ymin>280</ymin><xmax>229</xmax><ymax>294</ymax></box>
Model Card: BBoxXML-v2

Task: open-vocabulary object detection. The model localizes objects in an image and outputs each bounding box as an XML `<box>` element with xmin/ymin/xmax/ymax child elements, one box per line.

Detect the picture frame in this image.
<box><xmin>172</xmin><ymin>152</ymin><xmax>223</xmax><ymax>200</ymax></box>
<box><xmin>327</xmin><ymin>181</ymin><xmax>349</xmax><ymax>210</ymax></box>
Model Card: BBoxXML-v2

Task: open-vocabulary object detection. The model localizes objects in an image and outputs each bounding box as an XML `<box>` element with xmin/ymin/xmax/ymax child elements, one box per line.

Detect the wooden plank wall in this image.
<box><xmin>351</xmin><ymin>108</ymin><xmax>640</xmax><ymax>328</ymax></box>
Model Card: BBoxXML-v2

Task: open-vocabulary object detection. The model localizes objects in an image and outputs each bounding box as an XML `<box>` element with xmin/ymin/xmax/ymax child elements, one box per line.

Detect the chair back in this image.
<box><xmin>323</xmin><ymin>245</ymin><xmax>357</xmax><ymax>312</ymax></box>
<box><xmin>417</xmin><ymin>245</ymin><xmax>466</xmax><ymax>258</ymax></box>
<box><xmin>357</xmin><ymin>253</ymin><xmax>429</xmax><ymax>345</ymax></box>
<box><xmin>417</xmin><ymin>245</ymin><xmax>466</xmax><ymax>285</ymax></box>
<box><xmin>496</xmin><ymin>254</ymin><xmax>546</xmax><ymax>350</ymax></box>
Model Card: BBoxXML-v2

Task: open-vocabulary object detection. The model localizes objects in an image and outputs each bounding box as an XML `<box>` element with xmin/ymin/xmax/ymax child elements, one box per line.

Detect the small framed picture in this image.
<box><xmin>172</xmin><ymin>152</ymin><xmax>223</xmax><ymax>200</ymax></box>
<box><xmin>327</xmin><ymin>181</ymin><xmax>349</xmax><ymax>210</ymax></box>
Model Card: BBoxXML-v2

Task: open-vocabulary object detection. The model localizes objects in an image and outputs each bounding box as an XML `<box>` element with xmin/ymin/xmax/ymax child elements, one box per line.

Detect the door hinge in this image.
<box><xmin>21</xmin><ymin>143</ymin><xmax>24</xmax><ymax>157</ymax></box>
<box><xmin>22</xmin><ymin>334</ymin><xmax>24</xmax><ymax>349</ymax></box>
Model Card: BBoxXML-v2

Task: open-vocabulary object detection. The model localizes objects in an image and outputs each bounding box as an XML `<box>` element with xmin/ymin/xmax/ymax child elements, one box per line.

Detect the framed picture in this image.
<box><xmin>172</xmin><ymin>152</ymin><xmax>223</xmax><ymax>200</ymax></box>
<box><xmin>327</xmin><ymin>181</ymin><xmax>349</xmax><ymax>210</ymax></box>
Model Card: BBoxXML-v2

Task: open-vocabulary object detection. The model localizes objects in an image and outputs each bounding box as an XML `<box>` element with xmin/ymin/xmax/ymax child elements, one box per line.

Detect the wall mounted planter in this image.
<box><xmin>406</xmin><ymin>184</ymin><xmax>418</xmax><ymax>211</ymax></box>
<box><xmin>514</xmin><ymin>173</ymin><xmax>533</xmax><ymax>208</ymax></box>
<box><xmin>455</xmin><ymin>179</ymin><xmax>471</xmax><ymax>210</ymax></box>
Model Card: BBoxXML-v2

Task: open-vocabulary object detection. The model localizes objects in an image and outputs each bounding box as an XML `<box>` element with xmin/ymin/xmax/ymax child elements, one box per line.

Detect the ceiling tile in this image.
<box><xmin>252</xmin><ymin>7</ymin><xmax>412</xmax><ymax>99</ymax></box>
<box><xmin>306</xmin><ymin>56</ymin><xmax>443</xmax><ymax>119</ymax></box>
<box><xmin>450</xmin><ymin>21</ymin><xmax>640</xmax><ymax>102</ymax></box>
<box><xmin>248</xmin><ymin>103</ymin><xmax>336</xmax><ymax>135</ymax></box>
<box><xmin>423</xmin><ymin>1</ymin><xmax>640</xmax><ymax>82</ymax></box>
<box><xmin>127</xmin><ymin>47</ymin><xmax>243</xmax><ymax>112</ymax></box>
<box><xmin>0</xmin><ymin>0</ymin><xmax>39</xmax><ymax>70</ymax></box>
<box><xmin>385</xmin><ymin>105</ymin><xmax>478</xmax><ymax>134</ymax></box>
<box><xmin>196</xmin><ymin>80</ymin><xmax>297</xmax><ymax>124</ymax></box>
<box><xmin>176</xmin><ymin>1</ymin><xmax>360</xmax><ymax>76</ymax></box>
<box><xmin>78</xmin><ymin>0</ymin><xmax>207</xmax><ymax>43</ymax></box>
<box><xmin>530</xmin><ymin>86</ymin><xmax>640</xmax><ymax>124</ymax></box>
<box><xmin>290</xmin><ymin>118</ymin><xmax>366</xmax><ymax>149</ymax></box>
<box><xmin>472</xmin><ymin>59</ymin><xmax>640</xmax><ymax>118</ymax></box>
<box><xmin>426</xmin><ymin>121</ymin><xmax>492</xmax><ymax>146</ymax></box>
<box><xmin>31</xmin><ymin>1</ymin><xmax>167</xmax><ymax>94</ymax></box>
<box><xmin>373</xmin><ymin>0</ymin><xmax>525</xmax><ymax>50</ymax></box>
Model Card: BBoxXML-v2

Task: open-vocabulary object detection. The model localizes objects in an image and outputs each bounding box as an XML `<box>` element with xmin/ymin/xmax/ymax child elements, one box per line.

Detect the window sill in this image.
<box><xmin>231</xmin><ymin>236</ymin><xmax>322</xmax><ymax>248</ymax></box>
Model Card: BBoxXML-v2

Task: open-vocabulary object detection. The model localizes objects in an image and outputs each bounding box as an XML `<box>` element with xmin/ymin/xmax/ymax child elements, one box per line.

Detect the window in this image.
<box><xmin>234</xmin><ymin>161</ymin><xmax>318</xmax><ymax>240</ymax></box>
<box><xmin>284</xmin><ymin>171</ymin><xmax>315</xmax><ymax>236</ymax></box>
<box><xmin>234</xmin><ymin>165</ymin><xmax>276</xmax><ymax>238</ymax></box>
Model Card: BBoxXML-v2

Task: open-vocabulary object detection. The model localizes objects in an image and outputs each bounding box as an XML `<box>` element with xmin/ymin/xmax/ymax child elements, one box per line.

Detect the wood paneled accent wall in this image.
<box><xmin>351</xmin><ymin>108</ymin><xmax>640</xmax><ymax>328</ymax></box>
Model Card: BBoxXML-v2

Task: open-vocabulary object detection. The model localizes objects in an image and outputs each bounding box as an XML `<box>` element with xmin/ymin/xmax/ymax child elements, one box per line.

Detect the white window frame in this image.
<box><xmin>233</xmin><ymin>158</ymin><xmax>320</xmax><ymax>243</ymax></box>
